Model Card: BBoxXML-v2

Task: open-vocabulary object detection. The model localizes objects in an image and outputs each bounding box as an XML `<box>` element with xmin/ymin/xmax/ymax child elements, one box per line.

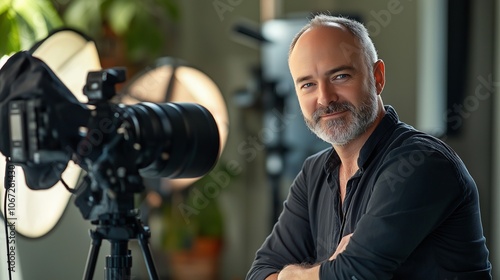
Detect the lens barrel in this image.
<box><xmin>125</xmin><ymin>102</ymin><xmax>220</xmax><ymax>179</ymax></box>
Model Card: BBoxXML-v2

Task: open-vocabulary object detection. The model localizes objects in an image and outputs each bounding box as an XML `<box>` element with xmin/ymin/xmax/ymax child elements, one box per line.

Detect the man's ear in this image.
<box><xmin>373</xmin><ymin>59</ymin><xmax>385</xmax><ymax>95</ymax></box>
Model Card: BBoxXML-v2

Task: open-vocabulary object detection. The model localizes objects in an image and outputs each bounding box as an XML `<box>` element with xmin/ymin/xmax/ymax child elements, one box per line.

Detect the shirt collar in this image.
<box><xmin>357</xmin><ymin>105</ymin><xmax>399</xmax><ymax>170</ymax></box>
<box><xmin>324</xmin><ymin>105</ymin><xmax>400</xmax><ymax>173</ymax></box>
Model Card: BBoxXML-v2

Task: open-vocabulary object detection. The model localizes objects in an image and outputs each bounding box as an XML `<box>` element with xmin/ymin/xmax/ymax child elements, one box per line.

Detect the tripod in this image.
<box><xmin>82</xmin><ymin>211</ymin><xmax>159</xmax><ymax>280</ymax></box>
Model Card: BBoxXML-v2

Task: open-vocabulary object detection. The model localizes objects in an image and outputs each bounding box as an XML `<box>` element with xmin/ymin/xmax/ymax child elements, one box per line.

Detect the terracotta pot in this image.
<box><xmin>169</xmin><ymin>237</ymin><xmax>223</xmax><ymax>280</ymax></box>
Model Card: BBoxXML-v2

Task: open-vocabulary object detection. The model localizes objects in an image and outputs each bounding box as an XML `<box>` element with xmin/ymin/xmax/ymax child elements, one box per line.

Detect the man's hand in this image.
<box><xmin>271</xmin><ymin>233</ymin><xmax>352</xmax><ymax>279</ymax></box>
<box><xmin>277</xmin><ymin>264</ymin><xmax>320</xmax><ymax>280</ymax></box>
<box><xmin>330</xmin><ymin>233</ymin><xmax>353</xmax><ymax>260</ymax></box>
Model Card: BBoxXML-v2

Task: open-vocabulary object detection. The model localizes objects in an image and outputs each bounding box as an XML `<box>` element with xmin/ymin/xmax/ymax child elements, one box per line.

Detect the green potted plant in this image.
<box><xmin>161</xmin><ymin>162</ymin><xmax>236</xmax><ymax>280</ymax></box>
<box><xmin>59</xmin><ymin>0</ymin><xmax>179</xmax><ymax>64</ymax></box>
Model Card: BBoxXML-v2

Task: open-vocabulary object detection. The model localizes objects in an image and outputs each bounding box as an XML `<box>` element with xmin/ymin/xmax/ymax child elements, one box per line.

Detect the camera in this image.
<box><xmin>0</xmin><ymin>36</ymin><xmax>224</xmax><ymax>277</ymax></box>
<box><xmin>0</xmin><ymin>51</ymin><xmax>220</xmax><ymax>220</ymax></box>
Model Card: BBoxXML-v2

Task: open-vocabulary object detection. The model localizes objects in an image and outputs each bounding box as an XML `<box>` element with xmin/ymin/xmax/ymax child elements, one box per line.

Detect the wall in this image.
<box><xmin>444</xmin><ymin>0</ymin><xmax>494</xmax><ymax>256</ymax></box>
<box><xmin>493</xmin><ymin>0</ymin><xmax>500</xmax><ymax>275</ymax></box>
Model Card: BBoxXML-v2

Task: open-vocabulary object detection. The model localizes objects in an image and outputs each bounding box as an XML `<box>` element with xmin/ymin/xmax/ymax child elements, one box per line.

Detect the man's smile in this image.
<box><xmin>320</xmin><ymin>109</ymin><xmax>349</xmax><ymax>120</ymax></box>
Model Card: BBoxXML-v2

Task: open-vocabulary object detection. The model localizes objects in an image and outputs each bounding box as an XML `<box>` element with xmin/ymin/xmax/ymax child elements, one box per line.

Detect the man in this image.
<box><xmin>246</xmin><ymin>14</ymin><xmax>491</xmax><ymax>279</ymax></box>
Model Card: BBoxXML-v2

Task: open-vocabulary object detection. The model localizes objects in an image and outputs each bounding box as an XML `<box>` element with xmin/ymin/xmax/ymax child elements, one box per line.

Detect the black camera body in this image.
<box><xmin>0</xmin><ymin>51</ymin><xmax>220</xmax><ymax>222</ymax></box>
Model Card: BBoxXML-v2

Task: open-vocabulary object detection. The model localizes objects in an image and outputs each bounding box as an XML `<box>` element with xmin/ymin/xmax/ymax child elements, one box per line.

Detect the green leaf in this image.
<box><xmin>63</xmin><ymin>0</ymin><xmax>103</xmax><ymax>36</ymax></box>
<box><xmin>0</xmin><ymin>0</ymin><xmax>62</xmax><ymax>56</ymax></box>
<box><xmin>35</xmin><ymin>0</ymin><xmax>63</xmax><ymax>30</ymax></box>
<box><xmin>124</xmin><ymin>14</ymin><xmax>165</xmax><ymax>62</ymax></box>
<box><xmin>156</xmin><ymin>0</ymin><xmax>180</xmax><ymax>20</ymax></box>
<box><xmin>14</xmin><ymin>11</ymin><xmax>37</xmax><ymax>49</ymax></box>
<box><xmin>106</xmin><ymin>0</ymin><xmax>136</xmax><ymax>35</ymax></box>
<box><xmin>13</xmin><ymin>0</ymin><xmax>62</xmax><ymax>41</ymax></box>
<box><xmin>0</xmin><ymin>10</ymin><xmax>20</xmax><ymax>56</ymax></box>
<box><xmin>197</xmin><ymin>199</ymin><xmax>224</xmax><ymax>237</ymax></box>
<box><xmin>0</xmin><ymin>0</ymin><xmax>11</xmax><ymax>15</ymax></box>
<box><xmin>58</xmin><ymin>0</ymin><xmax>180</xmax><ymax>63</ymax></box>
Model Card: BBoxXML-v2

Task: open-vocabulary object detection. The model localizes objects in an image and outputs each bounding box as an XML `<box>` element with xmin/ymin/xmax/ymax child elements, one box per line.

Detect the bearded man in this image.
<box><xmin>246</xmin><ymin>14</ymin><xmax>491</xmax><ymax>280</ymax></box>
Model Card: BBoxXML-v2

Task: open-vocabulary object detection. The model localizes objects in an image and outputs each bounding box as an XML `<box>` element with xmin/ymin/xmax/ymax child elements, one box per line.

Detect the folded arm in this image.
<box><xmin>319</xmin><ymin>149</ymin><xmax>467</xmax><ymax>278</ymax></box>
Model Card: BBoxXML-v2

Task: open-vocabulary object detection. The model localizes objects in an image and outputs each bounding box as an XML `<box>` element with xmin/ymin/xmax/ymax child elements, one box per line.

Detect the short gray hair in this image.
<box><xmin>289</xmin><ymin>14</ymin><xmax>378</xmax><ymax>71</ymax></box>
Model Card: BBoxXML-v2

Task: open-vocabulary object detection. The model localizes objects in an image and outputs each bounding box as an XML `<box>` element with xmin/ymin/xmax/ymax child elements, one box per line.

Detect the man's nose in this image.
<box><xmin>317</xmin><ymin>82</ymin><xmax>338</xmax><ymax>106</ymax></box>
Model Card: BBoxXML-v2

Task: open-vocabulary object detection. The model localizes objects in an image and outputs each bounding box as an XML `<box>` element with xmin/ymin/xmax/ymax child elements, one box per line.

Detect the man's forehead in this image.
<box><xmin>299</xmin><ymin>24</ymin><xmax>352</xmax><ymax>44</ymax></box>
<box><xmin>289</xmin><ymin>24</ymin><xmax>366</xmax><ymax>79</ymax></box>
<box><xmin>292</xmin><ymin>26</ymin><xmax>357</xmax><ymax>60</ymax></box>
<box><xmin>305</xmin><ymin>22</ymin><xmax>346</xmax><ymax>33</ymax></box>
<box><xmin>291</xmin><ymin>24</ymin><xmax>360</xmax><ymax>62</ymax></box>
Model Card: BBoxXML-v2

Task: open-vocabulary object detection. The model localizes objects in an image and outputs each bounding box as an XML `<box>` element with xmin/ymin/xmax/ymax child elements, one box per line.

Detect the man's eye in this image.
<box><xmin>334</xmin><ymin>74</ymin><xmax>349</xmax><ymax>80</ymax></box>
<box><xmin>301</xmin><ymin>82</ymin><xmax>314</xmax><ymax>89</ymax></box>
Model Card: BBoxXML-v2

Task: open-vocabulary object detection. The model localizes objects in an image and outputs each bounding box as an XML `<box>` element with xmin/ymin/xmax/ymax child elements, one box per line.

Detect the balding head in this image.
<box><xmin>289</xmin><ymin>14</ymin><xmax>378</xmax><ymax>73</ymax></box>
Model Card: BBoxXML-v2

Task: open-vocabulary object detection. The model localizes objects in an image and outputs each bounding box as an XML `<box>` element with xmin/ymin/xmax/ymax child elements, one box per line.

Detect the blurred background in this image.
<box><xmin>0</xmin><ymin>0</ymin><xmax>498</xmax><ymax>279</ymax></box>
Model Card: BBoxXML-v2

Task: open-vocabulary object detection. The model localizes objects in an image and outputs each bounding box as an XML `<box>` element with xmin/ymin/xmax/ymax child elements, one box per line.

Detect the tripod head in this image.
<box><xmin>76</xmin><ymin>69</ymin><xmax>160</xmax><ymax>278</ymax></box>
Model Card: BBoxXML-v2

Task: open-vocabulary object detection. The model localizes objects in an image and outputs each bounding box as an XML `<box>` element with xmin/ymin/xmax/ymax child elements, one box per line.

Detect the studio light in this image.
<box><xmin>0</xmin><ymin>29</ymin><xmax>101</xmax><ymax>238</ymax></box>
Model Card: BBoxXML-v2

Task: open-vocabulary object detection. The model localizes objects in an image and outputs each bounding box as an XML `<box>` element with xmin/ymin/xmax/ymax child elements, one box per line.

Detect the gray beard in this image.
<box><xmin>305</xmin><ymin>90</ymin><xmax>378</xmax><ymax>146</ymax></box>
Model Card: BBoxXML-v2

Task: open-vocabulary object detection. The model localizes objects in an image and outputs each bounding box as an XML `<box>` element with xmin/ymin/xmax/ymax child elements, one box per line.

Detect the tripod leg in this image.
<box><xmin>83</xmin><ymin>230</ymin><xmax>102</xmax><ymax>280</ymax></box>
<box><xmin>137</xmin><ymin>231</ymin><xmax>159</xmax><ymax>280</ymax></box>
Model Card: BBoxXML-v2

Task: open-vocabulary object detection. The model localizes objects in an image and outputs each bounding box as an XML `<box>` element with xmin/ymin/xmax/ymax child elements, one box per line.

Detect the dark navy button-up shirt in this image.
<box><xmin>247</xmin><ymin>106</ymin><xmax>491</xmax><ymax>280</ymax></box>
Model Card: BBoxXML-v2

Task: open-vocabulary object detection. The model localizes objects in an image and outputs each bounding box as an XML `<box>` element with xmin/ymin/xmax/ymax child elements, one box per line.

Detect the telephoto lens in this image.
<box><xmin>123</xmin><ymin>102</ymin><xmax>220</xmax><ymax>179</ymax></box>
